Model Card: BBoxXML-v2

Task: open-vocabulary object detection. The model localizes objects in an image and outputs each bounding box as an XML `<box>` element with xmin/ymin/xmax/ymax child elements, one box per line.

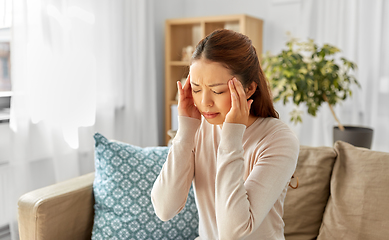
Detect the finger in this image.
<box><xmin>177</xmin><ymin>80</ymin><xmax>182</xmax><ymax>90</ymax></box>
<box><xmin>234</xmin><ymin>78</ymin><xmax>247</xmax><ymax>110</ymax></box>
<box><xmin>177</xmin><ymin>81</ymin><xmax>182</xmax><ymax>94</ymax></box>
<box><xmin>177</xmin><ymin>81</ymin><xmax>184</xmax><ymax>101</ymax></box>
<box><xmin>227</xmin><ymin>78</ymin><xmax>241</xmax><ymax>109</ymax></box>
<box><xmin>183</xmin><ymin>74</ymin><xmax>191</xmax><ymax>91</ymax></box>
<box><xmin>247</xmin><ymin>99</ymin><xmax>254</xmax><ymax>112</ymax></box>
<box><xmin>229</xmin><ymin>79</ymin><xmax>239</xmax><ymax>110</ymax></box>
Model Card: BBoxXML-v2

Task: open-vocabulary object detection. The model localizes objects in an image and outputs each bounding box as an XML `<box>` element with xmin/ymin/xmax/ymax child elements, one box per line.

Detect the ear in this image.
<box><xmin>245</xmin><ymin>81</ymin><xmax>258</xmax><ymax>99</ymax></box>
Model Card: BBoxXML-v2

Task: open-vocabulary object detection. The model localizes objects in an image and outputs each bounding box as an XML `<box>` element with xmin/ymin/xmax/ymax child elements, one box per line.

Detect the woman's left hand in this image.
<box><xmin>225</xmin><ymin>78</ymin><xmax>254</xmax><ymax>126</ymax></box>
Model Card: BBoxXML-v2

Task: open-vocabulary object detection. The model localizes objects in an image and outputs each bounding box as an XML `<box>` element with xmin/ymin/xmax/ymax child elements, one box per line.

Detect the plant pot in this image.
<box><xmin>333</xmin><ymin>126</ymin><xmax>374</xmax><ymax>149</ymax></box>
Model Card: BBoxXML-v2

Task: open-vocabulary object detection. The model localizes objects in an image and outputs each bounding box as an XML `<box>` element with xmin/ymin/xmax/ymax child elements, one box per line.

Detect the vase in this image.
<box><xmin>333</xmin><ymin>126</ymin><xmax>374</xmax><ymax>149</ymax></box>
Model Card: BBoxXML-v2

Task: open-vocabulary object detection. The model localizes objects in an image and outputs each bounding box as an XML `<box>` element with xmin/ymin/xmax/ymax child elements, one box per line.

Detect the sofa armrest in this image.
<box><xmin>18</xmin><ymin>172</ymin><xmax>95</xmax><ymax>240</ymax></box>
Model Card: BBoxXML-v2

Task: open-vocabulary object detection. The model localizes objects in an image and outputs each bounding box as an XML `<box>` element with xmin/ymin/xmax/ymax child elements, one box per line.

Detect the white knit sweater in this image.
<box><xmin>151</xmin><ymin>116</ymin><xmax>299</xmax><ymax>240</ymax></box>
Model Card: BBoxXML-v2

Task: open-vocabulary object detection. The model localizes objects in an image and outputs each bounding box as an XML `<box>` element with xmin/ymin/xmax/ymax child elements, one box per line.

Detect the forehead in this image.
<box><xmin>189</xmin><ymin>59</ymin><xmax>232</xmax><ymax>85</ymax></box>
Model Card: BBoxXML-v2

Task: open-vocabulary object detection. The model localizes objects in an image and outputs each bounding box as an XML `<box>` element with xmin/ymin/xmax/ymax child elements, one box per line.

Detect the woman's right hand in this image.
<box><xmin>177</xmin><ymin>75</ymin><xmax>201</xmax><ymax>120</ymax></box>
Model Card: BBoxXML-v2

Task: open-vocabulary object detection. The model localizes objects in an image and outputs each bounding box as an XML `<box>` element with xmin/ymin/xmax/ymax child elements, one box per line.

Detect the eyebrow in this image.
<box><xmin>190</xmin><ymin>82</ymin><xmax>228</xmax><ymax>87</ymax></box>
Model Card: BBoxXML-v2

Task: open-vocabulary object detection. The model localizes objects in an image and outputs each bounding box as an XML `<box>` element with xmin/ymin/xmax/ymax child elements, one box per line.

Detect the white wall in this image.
<box><xmin>182</xmin><ymin>0</ymin><xmax>302</xmax><ymax>54</ymax></box>
<box><xmin>156</xmin><ymin>0</ymin><xmax>304</xmax><ymax>59</ymax></box>
<box><xmin>0</xmin><ymin>124</ymin><xmax>11</xmax><ymax>165</ymax></box>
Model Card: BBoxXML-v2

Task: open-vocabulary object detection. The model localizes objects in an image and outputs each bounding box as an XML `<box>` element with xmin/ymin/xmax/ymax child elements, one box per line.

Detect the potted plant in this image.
<box><xmin>262</xmin><ymin>37</ymin><xmax>373</xmax><ymax>148</ymax></box>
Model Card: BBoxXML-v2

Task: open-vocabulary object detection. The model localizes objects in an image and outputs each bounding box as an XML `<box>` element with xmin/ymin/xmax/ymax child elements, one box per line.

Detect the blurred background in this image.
<box><xmin>0</xmin><ymin>0</ymin><xmax>388</xmax><ymax>239</ymax></box>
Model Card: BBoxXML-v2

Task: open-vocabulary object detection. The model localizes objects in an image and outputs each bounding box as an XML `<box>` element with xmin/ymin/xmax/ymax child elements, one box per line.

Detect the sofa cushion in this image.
<box><xmin>92</xmin><ymin>133</ymin><xmax>199</xmax><ymax>240</ymax></box>
<box><xmin>283</xmin><ymin>145</ymin><xmax>337</xmax><ymax>240</ymax></box>
<box><xmin>317</xmin><ymin>141</ymin><xmax>389</xmax><ymax>240</ymax></box>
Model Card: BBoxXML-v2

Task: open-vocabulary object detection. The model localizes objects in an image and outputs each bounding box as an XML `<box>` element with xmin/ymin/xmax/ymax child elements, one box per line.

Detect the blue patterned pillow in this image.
<box><xmin>92</xmin><ymin>133</ymin><xmax>199</xmax><ymax>240</ymax></box>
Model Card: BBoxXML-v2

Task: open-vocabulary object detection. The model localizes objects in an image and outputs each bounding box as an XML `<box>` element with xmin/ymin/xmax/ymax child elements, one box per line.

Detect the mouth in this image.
<box><xmin>202</xmin><ymin>112</ymin><xmax>220</xmax><ymax>119</ymax></box>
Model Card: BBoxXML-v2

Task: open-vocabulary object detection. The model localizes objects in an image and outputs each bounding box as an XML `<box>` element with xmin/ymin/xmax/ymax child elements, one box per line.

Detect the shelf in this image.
<box><xmin>0</xmin><ymin>91</ymin><xmax>12</xmax><ymax>97</ymax></box>
<box><xmin>0</xmin><ymin>108</ymin><xmax>10</xmax><ymax>123</ymax></box>
<box><xmin>170</xmin><ymin>61</ymin><xmax>190</xmax><ymax>66</ymax></box>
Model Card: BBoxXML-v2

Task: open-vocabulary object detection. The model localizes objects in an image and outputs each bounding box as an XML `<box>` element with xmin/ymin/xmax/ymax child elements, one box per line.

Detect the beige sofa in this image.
<box><xmin>18</xmin><ymin>141</ymin><xmax>389</xmax><ymax>240</ymax></box>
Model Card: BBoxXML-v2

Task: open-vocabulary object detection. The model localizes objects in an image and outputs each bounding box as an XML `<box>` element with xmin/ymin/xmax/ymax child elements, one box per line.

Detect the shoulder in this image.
<box><xmin>250</xmin><ymin>117</ymin><xmax>297</xmax><ymax>141</ymax></box>
<box><xmin>246</xmin><ymin>117</ymin><xmax>299</xmax><ymax>159</ymax></box>
<box><xmin>263</xmin><ymin>118</ymin><xmax>297</xmax><ymax>140</ymax></box>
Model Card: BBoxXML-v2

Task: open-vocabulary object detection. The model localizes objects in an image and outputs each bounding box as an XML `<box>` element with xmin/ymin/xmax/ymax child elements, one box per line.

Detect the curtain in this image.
<box><xmin>8</xmin><ymin>0</ymin><xmax>158</xmax><ymax>239</ymax></box>
<box><xmin>276</xmin><ymin>0</ymin><xmax>389</xmax><ymax>152</ymax></box>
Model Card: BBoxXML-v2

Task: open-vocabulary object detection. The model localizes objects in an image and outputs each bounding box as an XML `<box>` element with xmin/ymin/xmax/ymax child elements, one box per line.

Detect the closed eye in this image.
<box><xmin>192</xmin><ymin>89</ymin><xmax>224</xmax><ymax>94</ymax></box>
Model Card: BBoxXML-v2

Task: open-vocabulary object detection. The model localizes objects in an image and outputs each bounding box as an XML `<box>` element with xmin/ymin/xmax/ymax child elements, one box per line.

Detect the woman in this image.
<box><xmin>151</xmin><ymin>29</ymin><xmax>299</xmax><ymax>240</ymax></box>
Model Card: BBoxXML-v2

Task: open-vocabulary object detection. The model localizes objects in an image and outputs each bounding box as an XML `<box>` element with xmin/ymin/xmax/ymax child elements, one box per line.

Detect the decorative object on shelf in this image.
<box><xmin>224</xmin><ymin>22</ymin><xmax>239</xmax><ymax>32</ymax></box>
<box><xmin>170</xmin><ymin>104</ymin><xmax>178</xmax><ymax>132</ymax></box>
<box><xmin>262</xmin><ymin>36</ymin><xmax>373</xmax><ymax>148</ymax></box>
<box><xmin>181</xmin><ymin>45</ymin><xmax>194</xmax><ymax>62</ymax></box>
<box><xmin>167</xmin><ymin>129</ymin><xmax>177</xmax><ymax>147</ymax></box>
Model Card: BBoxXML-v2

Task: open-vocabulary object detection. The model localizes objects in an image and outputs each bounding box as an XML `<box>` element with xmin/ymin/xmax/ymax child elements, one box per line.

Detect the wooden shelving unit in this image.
<box><xmin>164</xmin><ymin>14</ymin><xmax>263</xmax><ymax>144</ymax></box>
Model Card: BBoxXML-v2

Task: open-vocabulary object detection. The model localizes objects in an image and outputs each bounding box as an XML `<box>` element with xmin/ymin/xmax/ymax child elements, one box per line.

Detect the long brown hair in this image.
<box><xmin>191</xmin><ymin>29</ymin><xmax>278</xmax><ymax>119</ymax></box>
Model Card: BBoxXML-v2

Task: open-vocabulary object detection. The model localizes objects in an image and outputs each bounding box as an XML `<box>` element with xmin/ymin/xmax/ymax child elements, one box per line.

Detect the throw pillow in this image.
<box><xmin>317</xmin><ymin>141</ymin><xmax>389</xmax><ymax>240</ymax></box>
<box><xmin>92</xmin><ymin>133</ymin><xmax>199</xmax><ymax>240</ymax></box>
<box><xmin>283</xmin><ymin>145</ymin><xmax>337</xmax><ymax>240</ymax></box>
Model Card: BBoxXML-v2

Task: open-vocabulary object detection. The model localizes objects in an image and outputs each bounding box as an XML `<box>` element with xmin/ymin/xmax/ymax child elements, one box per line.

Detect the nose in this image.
<box><xmin>201</xmin><ymin>91</ymin><xmax>214</xmax><ymax>107</ymax></box>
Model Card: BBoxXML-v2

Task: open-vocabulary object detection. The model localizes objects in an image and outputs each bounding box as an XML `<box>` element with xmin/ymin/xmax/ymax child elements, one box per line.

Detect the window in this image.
<box><xmin>0</xmin><ymin>42</ymin><xmax>10</xmax><ymax>92</ymax></box>
<box><xmin>0</xmin><ymin>0</ymin><xmax>12</xmax><ymax>28</ymax></box>
<box><xmin>0</xmin><ymin>0</ymin><xmax>12</xmax><ymax>123</ymax></box>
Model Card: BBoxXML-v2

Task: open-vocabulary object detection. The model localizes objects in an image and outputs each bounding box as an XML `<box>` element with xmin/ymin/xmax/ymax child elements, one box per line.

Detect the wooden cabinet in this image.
<box><xmin>164</xmin><ymin>14</ymin><xmax>263</xmax><ymax>144</ymax></box>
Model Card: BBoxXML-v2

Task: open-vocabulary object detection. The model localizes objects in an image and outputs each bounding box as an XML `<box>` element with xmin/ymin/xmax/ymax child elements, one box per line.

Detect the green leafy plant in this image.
<box><xmin>262</xmin><ymin>37</ymin><xmax>360</xmax><ymax>130</ymax></box>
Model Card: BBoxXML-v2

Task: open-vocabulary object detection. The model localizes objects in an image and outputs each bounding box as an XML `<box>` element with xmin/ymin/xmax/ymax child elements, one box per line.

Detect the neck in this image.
<box><xmin>247</xmin><ymin>115</ymin><xmax>258</xmax><ymax>127</ymax></box>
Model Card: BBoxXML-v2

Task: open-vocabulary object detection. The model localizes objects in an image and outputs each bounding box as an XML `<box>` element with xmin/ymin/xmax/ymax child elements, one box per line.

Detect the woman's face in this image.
<box><xmin>189</xmin><ymin>58</ymin><xmax>235</xmax><ymax>126</ymax></box>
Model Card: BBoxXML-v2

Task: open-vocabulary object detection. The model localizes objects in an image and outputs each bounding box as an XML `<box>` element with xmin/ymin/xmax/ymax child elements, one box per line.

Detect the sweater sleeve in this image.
<box><xmin>215</xmin><ymin>122</ymin><xmax>299</xmax><ymax>239</ymax></box>
<box><xmin>151</xmin><ymin>116</ymin><xmax>201</xmax><ymax>221</ymax></box>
